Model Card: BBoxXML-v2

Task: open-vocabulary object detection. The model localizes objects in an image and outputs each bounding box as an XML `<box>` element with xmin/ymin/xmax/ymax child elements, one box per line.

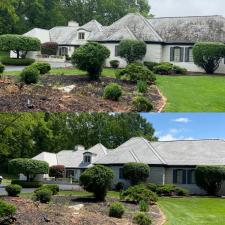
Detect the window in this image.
<box><xmin>78</xmin><ymin>32</ymin><xmax>85</xmax><ymax>40</ymax></box>
<box><xmin>59</xmin><ymin>47</ymin><xmax>68</xmax><ymax>56</ymax></box>
<box><xmin>119</xmin><ymin>168</ymin><xmax>124</xmax><ymax>179</ymax></box>
<box><xmin>170</xmin><ymin>47</ymin><xmax>184</xmax><ymax>62</ymax></box>
<box><xmin>115</xmin><ymin>45</ymin><xmax>120</xmax><ymax>57</ymax></box>
<box><xmin>84</xmin><ymin>155</ymin><xmax>91</xmax><ymax>163</ymax></box>
<box><xmin>187</xmin><ymin>170</ymin><xmax>196</xmax><ymax>184</ymax></box>
<box><xmin>185</xmin><ymin>47</ymin><xmax>193</xmax><ymax>62</ymax></box>
<box><xmin>173</xmin><ymin>169</ymin><xmax>196</xmax><ymax>185</ymax></box>
<box><xmin>66</xmin><ymin>169</ymin><xmax>75</xmax><ymax>178</ymax></box>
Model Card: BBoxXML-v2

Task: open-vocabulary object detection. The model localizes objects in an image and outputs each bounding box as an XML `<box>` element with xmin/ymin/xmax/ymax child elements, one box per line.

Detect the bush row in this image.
<box><xmin>1</xmin><ymin>57</ymin><xmax>35</xmax><ymax>66</ymax></box>
<box><xmin>11</xmin><ymin>180</ymin><xmax>43</xmax><ymax>188</ymax></box>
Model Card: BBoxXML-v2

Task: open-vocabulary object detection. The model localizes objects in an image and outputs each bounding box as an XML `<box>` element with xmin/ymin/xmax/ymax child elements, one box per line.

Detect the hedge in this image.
<box><xmin>1</xmin><ymin>57</ymin><xmax>35</xmax><ymax>66</ymax></box>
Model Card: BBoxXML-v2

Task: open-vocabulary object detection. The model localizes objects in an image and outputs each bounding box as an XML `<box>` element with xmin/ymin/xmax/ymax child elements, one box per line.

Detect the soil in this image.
<box><xmin>0</xmin><ymin>196</ymin><xmax>165</xmax><ymax>225</ymax></box>
<box><xmin>0</xmin><ymin>75</ymin><xmax>165</xmax><ymax>112</ymax></box>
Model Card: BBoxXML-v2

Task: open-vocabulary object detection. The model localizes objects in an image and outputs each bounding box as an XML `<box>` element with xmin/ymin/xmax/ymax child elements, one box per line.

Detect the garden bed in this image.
<box><xmin>0</xmin><ymin>75</ymin><xmax>164</xmax><ymax>112</ymax></box>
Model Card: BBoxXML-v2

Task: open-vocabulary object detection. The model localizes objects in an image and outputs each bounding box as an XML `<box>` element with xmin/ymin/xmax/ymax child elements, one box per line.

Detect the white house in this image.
<box><xmin>24</xmin><ymin>13</ymin><xmax>225</xmax><ymax>73</ymax></box>
<box><xmin>32</xmin><ymin>137</ymin><xmax>225</xmax><ymax>195</ymax></box>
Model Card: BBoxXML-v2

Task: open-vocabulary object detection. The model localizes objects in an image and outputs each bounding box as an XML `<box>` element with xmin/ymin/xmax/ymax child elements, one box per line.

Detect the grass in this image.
<box><xmin>157</xmin><ymin>75</ymin><xmax>225</xmax><ymax>112</ymax></box>
<box><xmin>159</xmin><ymin>197</ymin><xmax>225</xmax><ymax>225</ymax></box>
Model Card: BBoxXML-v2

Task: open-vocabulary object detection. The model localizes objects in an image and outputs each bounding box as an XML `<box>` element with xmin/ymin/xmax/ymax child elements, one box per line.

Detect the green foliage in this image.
<box><xmin>144</xmin><ymin>61</ymin><xmax>159</xmax><ymax>71</ymax></box>
<box><xmin>173</xmin><ymin>65</ymin><xmax>187</xmax><ymax>75</ymax></box>
<box><xmin>0</xmin><ymin>200</ymin><xmax>16</xmax><ymax>224</ymax></box>
<box><xmin>43</xmin><ymin>184</ymin><xmax>59</xmax><ymax>195</ymax></box>
<box><xmin>11</xmin><ymin>180</ymin><xmax>43</xmax><ymax>188</ymax></box>
<box><xmin>9</xmin><ymin>158</ymin><xmax>49</xmax><ymax>182</ymax></box>
<box><xmin>132</xmin><ymin>96</ymin><xmax>153</xmax><ymax>112</ymax></box>
<box><xmin>195</xmin><ymin>166</ymin><xmax>225</xmax><ymax>195</ymax></box>
<box><xmin>110</xmin><ymin>60</ymin><xmax>120</xmax><ymax>69</ymax></box>
<box><xmin>5</xmin><ymin>184</ymin><xmax>22</xmax><ymax>197</ymax></box>
<box><xmin>139</xmin><ymin>200</ymin><xmax>149</xmax><ymax>212</ymax></box>
<box><xmin>72</xmin><ymin>42</ymin><xmax>110</xmax><ymax>80</ymax></box>
<box><xmin>20</xmin><ymin>66</ymin><xmax>40</xmax><ymax>84</ymax></box>
<box><xmin>118</xmin><ymin>39</ymin><xmax>146</xmax><ymax>63</ymax></box>
<box><xmin>41</xmin><ymin>42</ymin><xmax>58</xmax><ymax>56</ymax></box>
<box><xmin>49</xmin><ymin>165</ymin><xmax>65</xmax><ymax>178</ymax></box>
<box><xmin>0</xmin><ymin>63</ymin><xmax>5</xmax><ymax>73</ymax></box>
<box><xmin>118</xmin><ymin>63</ymin><xmax>156</xmax><ymax>83</ymax></box>
<box><xmin>133</xmin><ymin>212</ymin><xmax>152</xmax><ymax>225</ymax></box>
<box><xmin>136</xmin><ymin>80</ymin><xmax>148</xmax><ymax>93</ymax></box>
<box><xmin>193</xmin><ymin>42</ymin><xmax>225</xmax><ymax>74</ymax></box>
<box><xmin>153</xmin><ymin>62</ymin><xmax>173</xmax><ymax>75</ymax></box>
<box><xmin>1</xmin><ymin>57</ymin><xmax>35</xmax><ymax>66</ymax></box>
<box><xmin>31</xmin><ymin>62</ymin><xmax>51</xmax><ymax>75</ymax></box>
<box><xmin>120</xmin><ymin>184</ymin><xmax>158</xmax><ymax>204</ymax></box>
<box><xmin>109</xmin><ymin>202</ymin><xmax>125</xmax><ymax>218</ymax></box>
<box><xmin>79</xmin><ymin>165</ymin><xmax>114</xmax><ymax>201</ymax></box>
<box><xmin>123</xmin><ymin>163</ymin><xmax>150</xmax><ymax>185</ymax></box>
<box><xmin>0</xmin><ymin>34</ymin><xmax>40</xmax><ymax>58</ymax></box>
<box><xmin>104</xmin><ymin>83</ymin><xmax>122</xmax><ymax>101</ymax></box>
<box><xmin>34</xmin><ymin>189</ymin><xmax>52</xmax><ymax>203</ymax></box>
<box><xmin>115</xmin><ymin>182</ymin><xmax>125</xmax><ymax>191</ymax></box>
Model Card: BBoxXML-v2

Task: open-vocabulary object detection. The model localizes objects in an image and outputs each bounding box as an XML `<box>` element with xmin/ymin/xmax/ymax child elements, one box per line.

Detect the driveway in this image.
<box><xmin>4</xmin><ymin>62</ymin><xmax>72</xmax><ymax>72</ymax></box>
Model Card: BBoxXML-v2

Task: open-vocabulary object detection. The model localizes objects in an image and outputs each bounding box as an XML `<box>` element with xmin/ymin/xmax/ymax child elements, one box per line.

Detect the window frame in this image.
<box><xmin>84</xmin><ymin>155</ymin><xmax>91</xmax><ymax>163</ymax></box>
<box><xmin>170</xmin><ymin>46</ymin><xmax>184</xmax><ymax>62</ymax></box>
<box><xmin>78</xmin><ymin>32</ymin><xmax>85</xmax><ymax>40</ymax></box>
<box><xmin>115</xmin><ymin>45</ymin><xmax>120</xmax><ymax>57</ymax></box>
<box><xmin>173</xmin><ymin>168</ymin><xmax>196</xmax><ymax>185</ymax></box>
<box><xmin>119</xmin><ymin>168</ymin><xmax>124</xmax><ymax>179</ymax></box>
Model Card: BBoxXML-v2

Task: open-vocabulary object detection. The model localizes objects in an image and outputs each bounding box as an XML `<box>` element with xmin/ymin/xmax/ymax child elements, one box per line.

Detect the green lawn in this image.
<box><xmin>159</xmin><ymin>197</ymin><xmax>225</xmax><ymax>225</ymax></box>
<box><xmin>157</xmin><ymin>75</ymin><xmax>225</xmax><ymax>112</ymax></box>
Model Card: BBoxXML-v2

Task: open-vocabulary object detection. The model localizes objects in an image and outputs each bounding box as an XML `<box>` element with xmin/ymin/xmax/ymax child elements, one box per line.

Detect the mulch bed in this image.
<box><xmin>0</xmin><ymin>75</ymin><xmax>164</xmax><ymax>112</ymax></box>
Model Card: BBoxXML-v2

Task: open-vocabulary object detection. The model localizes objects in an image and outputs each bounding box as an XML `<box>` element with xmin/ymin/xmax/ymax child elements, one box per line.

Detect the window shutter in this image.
<box><xmin>185</xmin><ymin>47</ymin><xmax>189</xmax><ymax>62</ymax></box>
<box><xmin>180</xmin><ymin>47</ymin><xmax>184</xmax><ymax>62</ymax></box>
<box><xmin>187</xmin><ymin>170</ymin><xmax>192</xmax><ymax>184</ymax></box>
<box><xmin>170</xmin><ymin>47</ymin><xmax>174</xmax><ymax>61</ymax></box>
<box><xmin>182</xmin><ymin>170</ymin><xmax>187</xmax><ymax>184</ymax></box>
<box><xmin>173</xmin><ymin>169</ymin><xmax>177</xmax><ymax>184</ymax></box>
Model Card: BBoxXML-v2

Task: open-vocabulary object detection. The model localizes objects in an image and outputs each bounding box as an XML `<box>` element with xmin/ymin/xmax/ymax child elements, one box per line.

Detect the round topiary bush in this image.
<box><xmin>0</xmin><ymin>200</ymin><xmax>16</xmax><ymax>224</ymax></box>
<box><xmin>5</xmin><ymin>184</ymin><xmax>22</xmax><ymax>197</ymax></box>
<box><xmin>110</xmin><ymin>60</ymin><xmax>120</xmax><ymax>69</ymax></box>
<box><xmin>43</xmin><ymin>184</ymin><xmax>59</xmax><ymax>195</ymax></box>
<box><xmin>34</xmin><ymin>189</ymin><xmax>52</xmax><ymax>203</ymax></box>
<box><xmin>109</xmin><ymin>202</ymin><xmax>125</xmax><ymax>218</ymax></box>
<box><xmin>31</xmin><ymin>62</ymin><xmax>51</xmax><ymax>75</ymax></box>
<box><xmin>133</xmin><ymin>212</ymin><xmax>152</xmax><ymax>225</ymax></box>
<box><xmin>20</xmin><ymin>66</ymin><xmax>40</xmax><ymax>84</ymax></box>
<box><xmin>104</xmin><ymin>83</ymin><xmax>122</xmax><ymax>101</ymax></box>
<box><xmin>132</xmin><ymin>96</ymin><xmax>153</xmax><ymax>112</ymax></box>
<box><xmin>0</xmin><ymin>63</ymin><xmax>5</xmax><ymax>73</ymax></box>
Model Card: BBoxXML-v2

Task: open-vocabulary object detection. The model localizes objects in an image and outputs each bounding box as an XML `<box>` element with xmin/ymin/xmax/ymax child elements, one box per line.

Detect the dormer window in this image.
<box><xmin>84</xmin><ymin>155</ymin><xmax>91</xmax><ymax>163</ymax></box>
<box><xmin>79</xmin><ymin>32</ymin><xmax>85</xmax><ymax>40</ymax></box>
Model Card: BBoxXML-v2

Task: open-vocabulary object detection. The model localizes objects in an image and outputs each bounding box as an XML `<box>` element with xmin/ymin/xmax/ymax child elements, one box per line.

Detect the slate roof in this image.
<box><xmin>96</xmin><ymin>137</ymin><xmax>225</xmax><ymax>166</ymax></box>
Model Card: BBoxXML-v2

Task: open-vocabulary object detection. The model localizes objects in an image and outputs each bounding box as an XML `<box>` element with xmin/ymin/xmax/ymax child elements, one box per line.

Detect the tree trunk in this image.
<box><xmin>16</xmin><ymin>50</ymin><xmax>20</xmax><ymax>59</ymax></box>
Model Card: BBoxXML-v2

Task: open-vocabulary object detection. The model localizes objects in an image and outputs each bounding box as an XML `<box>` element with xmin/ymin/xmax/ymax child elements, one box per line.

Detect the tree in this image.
<box><xmin>8</xmin><ymin>158</ymin><xmax>49</xmax><ymax>181</ymax></box>
<box><xmin>71</xmin><ymin>42</ymin><xmax>110</xmax><ymax>80</ymax></box>
<box><xmin>195</xmin><ymin>166</ymin><xmax>225</xmax><ymax>195</ymax></box>
<box><xmin>49</xmin><ymin>165</ymin><xmax>65</xmax><ymax>178</ymax></box>
<box><xmin>123</xmin><ymin>162</ymin><xmax>150</xmax><ymax>185</ymax></box>
<box><xmin>0</xmin><ymin>34</ymin><xmax>41</xmax><ymax>58</ymax></box>
<box><xmin>41</xmin><ymin>42</ymin><xmax>58</xmax><ymax>56</ymax></box>
<box><xmin>193</xmin><ymin>42</ymin><xmax>225</xmax><ymax>74</ymax></box>
<box><xmin>118</xmin><ymin>39</ymin><xmax>147</xmax><ymax>63</ymax></box>
<box><xmin>79</xmin><ymin>165</ymin><xmax>114</xmax><ymax>201</ymax></box>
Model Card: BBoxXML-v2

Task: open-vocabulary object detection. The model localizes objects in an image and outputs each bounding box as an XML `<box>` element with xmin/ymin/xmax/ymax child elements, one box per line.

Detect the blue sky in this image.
<box><xmin>141</xmin><ymin>113</ymin><xmax>225</xmax><ymax>141</ymax></box>
<box><xmin>149</xmin><ymin>0</ymin><xmax>225</xmax><ymax>17</ymax></box>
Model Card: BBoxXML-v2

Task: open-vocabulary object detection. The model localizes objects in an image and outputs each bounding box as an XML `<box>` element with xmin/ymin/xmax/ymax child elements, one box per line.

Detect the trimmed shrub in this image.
<box><xmin>139</xmin><ymin>200</ymin><xmax>149</xmax><ymax>212</ymax></box>
<box><xmin>0</xmin><ymin>63</ymin><xmax>5</xmax><ymax>73</ymax></box>
<box><xmin>79</xmin><ymin>165</ymin><xmax>114</xmax><ymax>201</ymax></box>
<box><xmin>72</xmin><ymin>42</ymin><xmax>110</xmax><ymax>80</ymax></box>
<box><xmin>20</xmin><ymin>66</ymin><xmax>40</xmax><ymax>84</ymax></box>
<box><xmin>41</xmin><ymin>42</ymin><xmax>58</xmax><ymax>56</ymax></box>
<box><xmin>110</xmin><ymin>60</ymin><xmax>120</xmax><ymax>69</ymax></box>
<box><xmin>34</xmin><ymin>189</ymin><xmax>52</xmax><ymax>203</ymax></box>
<box><xmin>0</xmin><ymin>34</ymin><xmax>41</xmax><ymax>59</ymax></box>
<box><xmin>136</xmin><ymin>80</ymin><xmax>148</xmax><ymax>93</ymax></box>
<box><xmin>115</xmin><ymin>182</ymin><xmax>125</xmax><ymax>191</ymax></box>
<box><xmin>11</xmin><ymin>180</ymin><xmax>43</xmax><ymax>188</ymax></box>
<box><xmin>5</xmin><ymin>184</ymin><xmax>22</xmax><ymax>197</ymax></box>
<box><xmin>133</xmin><ymin>212</ymin><xmax>152</xmax><ymax>225</ymax></box>
<box><xmin>193</xmin><ymin>42</ymin><xmax>225</xmax><ymax>74</ymax></box>
<box><xmin>120</xmin><ymin>184</ymin><xmax>158</xmax><ymax>204</ymax></box>
<box><xmin>9</xmin><ymin>158</ymin><xmax>49</xmax><ymax>182</ymax></box>
<box><xmin>109</xmin><ymin>202</ymin><xmax>125</xmax><ymax>218</ymax></box>
<box><xmin>31</xmin><ymin>62</ymin><xmax>51</xmax><ymax>75</ymax></box>
<box><xmin>175</xmin><ymin>187</ymin><xmax>189</xmax><ymax>196</ymax></box>
<box><xmin>118</xmin><ymin>63</ymin><xmax>156</xmax><ymax>83</ymax></box>
<box><xmin>1</xmin><ymin>57</ymin><xmax>35</xmax><ymax>66</ymax></box>
<box><xmin>195</xmin><ymin>166</ymin><xmax>225</xmax><ymax>195</ymax></box>
<box><xmin>104</xmin><ymin>83</ymin><xmax>122</xmax><ymax>101</ymax></box>
<box><xmin>49</xmin><ymin>165</ymin><xmax>65</xmax><ymax>178</ymax></box>
<box><xmin>132</xmin><ymin>96</ymin><xmax>153</xmax><ymax>112</ymax></box>
<box><xmin>153</xmin><ymin>62</ymin><xmax>173</xmax><ymax>75</ymax></box>
<box><xmin>144</xmin><ymin>61</ymin><xmax>159</xmax><ymax>71</ymax></box>
<box><xmin>43</xmin><ymin>184</ymin><xmax>59</xmax><ymax>195</ymax></box>
<box><xmin>123</xmin><ymin>163</ymin><xmax>150</xmax><ymax>185</ymax></box>
<box><xmin>173</xmin><ymin>65</ymin><xmax>187</xmax><ymax>75</ymax></box>
<box><xmin>118</xmin><ymin>39</ymin><xmax>147</xmax><ymax>63</ymax></box>
<box><xmin>0</xmin><ymin>200</ymin><xmax>16</xmax><ymax>224</ymax></box>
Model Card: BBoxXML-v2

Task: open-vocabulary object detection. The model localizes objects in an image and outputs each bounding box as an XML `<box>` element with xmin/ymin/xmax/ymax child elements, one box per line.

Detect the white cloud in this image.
<box><xmin>159</xmin><ymin>134</ymin><xmax>176</xmax><ymax>141</ymax></box>
<box><xmin>173</xmin><ymin>118</ymin><xmax>191</xmax><ymax>123</ymax></box>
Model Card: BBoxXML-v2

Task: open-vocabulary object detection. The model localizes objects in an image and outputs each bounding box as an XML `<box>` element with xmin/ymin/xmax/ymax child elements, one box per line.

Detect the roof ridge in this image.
<box><xmin>151</xmin><ymin>15</ymin><xmax>224</xmax><ymax>20</ymax></box>
<box><xmin>153</xmin><ymin>139</ymin><xmax>225</xmax><ymax>143</ymax></box>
